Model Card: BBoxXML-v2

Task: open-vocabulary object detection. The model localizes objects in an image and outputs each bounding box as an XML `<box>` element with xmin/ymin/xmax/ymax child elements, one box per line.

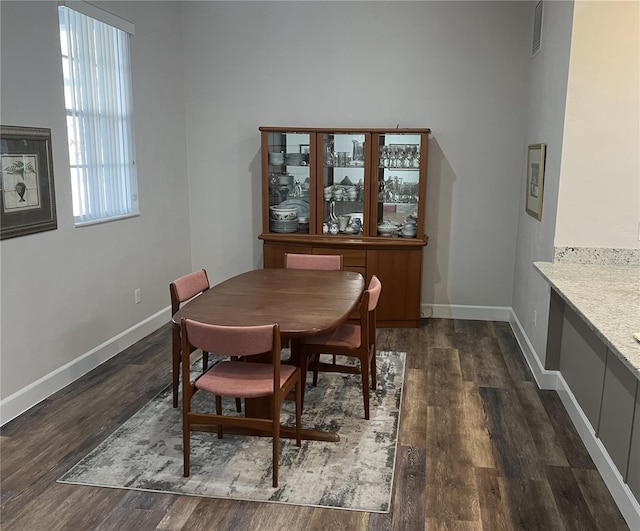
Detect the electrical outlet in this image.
<box><xmin>134</xmin><ymin>288</ymin><xmax>141</xmax><ymax>304</ymax></box>
<box><xmin>533</xmin><ymin>310</ymin><xmax>537</xmax><ymax>327</ymax></box>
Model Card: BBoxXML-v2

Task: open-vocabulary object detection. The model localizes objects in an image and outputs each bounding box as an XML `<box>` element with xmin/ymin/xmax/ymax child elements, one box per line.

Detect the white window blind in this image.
<box><xmin>58</xmin><ymin>2</ymin><xmax>139</xmax><ymax>225</ymax></box>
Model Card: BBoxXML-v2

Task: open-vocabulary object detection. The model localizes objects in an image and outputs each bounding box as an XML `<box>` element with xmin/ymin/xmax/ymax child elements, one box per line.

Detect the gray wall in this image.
<box><xmin>180</xmin><ymin>1</ymin><xmax>532</xmax><ymax>305</ymax></box>
<box><xmin>512</xmin><ymin>0</ymin><xmax>574</xmax><ymax>365</ymax></box>
<box><xmin>0</xmin><ymin>1</ymin><xmax>192</xmax><ymax>401</ymax></box>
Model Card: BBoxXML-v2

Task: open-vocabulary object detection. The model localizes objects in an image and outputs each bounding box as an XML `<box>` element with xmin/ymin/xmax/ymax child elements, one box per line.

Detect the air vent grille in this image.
<box><xmin>532</xmin><ymin>0</ymin><xmax>543</xmax><ymax>56</ymax></box>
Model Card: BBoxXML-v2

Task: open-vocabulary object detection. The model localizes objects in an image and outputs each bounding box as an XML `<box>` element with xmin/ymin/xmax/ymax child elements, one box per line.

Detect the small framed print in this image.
<box><xmin>1</xmin><ymin>126</ymin><xmax>57</xmax><ymax>239</ymax></box>
<box><xmin>525</xmin><ymin>143</ymin><xmax>546</xmax><ymax>220</ymax></box>
<box><xmin>299</xmin><ymin>144</ymin><xmax>310</xmax><ymax>154</ymax></box>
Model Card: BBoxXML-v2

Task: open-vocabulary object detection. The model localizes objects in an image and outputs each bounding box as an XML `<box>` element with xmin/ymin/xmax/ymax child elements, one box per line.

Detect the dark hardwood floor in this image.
<box><xmin>0</xmin><ymin>319</ymin><xmax>629</xmax><ymax>530</ymax></box>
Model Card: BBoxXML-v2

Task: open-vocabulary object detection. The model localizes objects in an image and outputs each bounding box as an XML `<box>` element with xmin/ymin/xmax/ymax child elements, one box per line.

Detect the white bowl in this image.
<box><xmin>400</xmin><ymin>223</ymin><xmax>417</xmax><ymax>235</ymax></box>
<box><xmin>378</xmin><ymin>220</ymin><xmax>400</xmax><ymax>236</ymax></box>
<box><xmin>270</xmin><ymin>206</ymin><xmax>298</xmax><ymax>221</ymax></box>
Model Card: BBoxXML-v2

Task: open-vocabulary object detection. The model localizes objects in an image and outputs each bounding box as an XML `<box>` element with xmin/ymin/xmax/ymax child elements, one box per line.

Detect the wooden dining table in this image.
<box><xmin>172</xmin><ymin>268</ymin><xmax>365</xmax><ymax>442</ymax></box>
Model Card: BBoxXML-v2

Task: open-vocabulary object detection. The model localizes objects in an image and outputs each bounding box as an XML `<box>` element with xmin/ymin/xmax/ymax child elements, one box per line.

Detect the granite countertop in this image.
<box><xmin>534</xmin><ymin>261</ymin><xmax>640</xmax><ymax>379</ymax></box>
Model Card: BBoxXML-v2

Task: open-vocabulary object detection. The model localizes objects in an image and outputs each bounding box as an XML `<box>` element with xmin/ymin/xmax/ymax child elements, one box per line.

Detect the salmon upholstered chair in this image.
<box><xmin>170</xmin><ymin>270</ymin><xmax>210</xmax><ymax>408</ymax></box>
<box><xmin>180</xmin><ymin>320</ymin><xmax>301</xmax><ymax>488</ymax></box>
<box><xmin>284</xmin><ymin>253</ymin><xmax>343</xmax><ymax>271</ymax></box>
<box><xmin>170</xmin><ymin>270</ymin><xmax>242</xmax><ymax>412</ymax></box>
<box><xmin>302</xmin><ymin>275</ymin><xmax>382</xmax><ymax>420</ymax></box>
<box><xmin>284</xmin><ymin>252</ymin><xmax>343</xmax><ymax>400</ymax></box>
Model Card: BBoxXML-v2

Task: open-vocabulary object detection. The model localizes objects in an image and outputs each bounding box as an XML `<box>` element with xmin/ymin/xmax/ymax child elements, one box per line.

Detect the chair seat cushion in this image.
<box><xmin>195</xmin><ymin>361</ymin><xmax>296</xmax><ymax>398</ymax></box>
<box><xmin>304</xmin><ymin>324</ymin><xmax>361</xmax><ymax>349</ymax></box>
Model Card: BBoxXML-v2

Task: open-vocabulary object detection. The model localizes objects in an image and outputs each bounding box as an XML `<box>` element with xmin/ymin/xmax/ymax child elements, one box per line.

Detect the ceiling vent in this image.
<box><xmin>532</xmin><ymin>0</ymin><xmax>543</xmax><ymax>57</ymax></box>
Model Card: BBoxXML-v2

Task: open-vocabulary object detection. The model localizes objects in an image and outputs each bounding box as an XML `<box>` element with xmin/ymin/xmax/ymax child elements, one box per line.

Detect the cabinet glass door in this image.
<box><xmin>375</xmin><ymin>133</ymin><xmax>421</xmax><ymax>238</ymax></box>
<box><xmin>320</xmin><ymin>132</ymin><xmax>368</xmax><ymax>236</ymax></box>
<box><xmin>266</xmin><ymin>131</ymin><xmax>311</xmax><ymax>234</ymax></box>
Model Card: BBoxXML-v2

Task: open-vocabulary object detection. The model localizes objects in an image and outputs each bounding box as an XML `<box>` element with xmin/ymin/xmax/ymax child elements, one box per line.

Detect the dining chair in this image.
<box><xmin>170</xmin><ymin>270</ymin><xmax>243</xmax><ymax>412</ymax></box>
<box><xmin>180</xmin><ymin>319</ymin><xmax>301</xmax><ymax>488</ymax></box>
<box><xmin>284</xmin><ymin>252</ymin><xmax>343</xmax><ymax>271</ymax></box>
<box><xmin>170</xmin><ymin>269</ymin><xmax>210</xmax><ymax>408</ymax></box>
<box><xmin>284</xmin><ymin>252</ymin><xmax>343</xmax><ymax>402</ymax></box>
<box><xmin>302</xmin><ymin>275</ymin><xmax>382</xmax><ymax>420</ymax></box>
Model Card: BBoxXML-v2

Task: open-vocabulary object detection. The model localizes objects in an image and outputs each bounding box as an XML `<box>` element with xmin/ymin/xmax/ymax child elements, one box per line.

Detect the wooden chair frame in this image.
<box><xmin>170</xmin><ymin>269</ymin><xmax>210</xmax><ymax>408</ymax></box>
<box><xmin>303</xmin><ymin>276</ymin><xmax>381</xmax><ymax>420</ymax></box>
<box><xmin>181</xmin><ymin>319</ymin><xmax>301</xmax><ymax>488</ymax></box>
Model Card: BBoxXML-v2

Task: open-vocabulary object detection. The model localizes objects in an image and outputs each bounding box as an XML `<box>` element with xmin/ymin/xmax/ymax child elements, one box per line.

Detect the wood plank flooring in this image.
<box><xmin>0</xmin><ymin>319</ymin><xmax>629</xmax><ymax>530</ymax></box>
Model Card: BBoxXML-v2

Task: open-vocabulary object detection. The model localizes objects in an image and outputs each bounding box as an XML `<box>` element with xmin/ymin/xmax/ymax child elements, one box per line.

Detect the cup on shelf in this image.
<box><xmin>338</xmin><ymin>215</ymin><xmax>351</xmax><ymax>232</ymax></box>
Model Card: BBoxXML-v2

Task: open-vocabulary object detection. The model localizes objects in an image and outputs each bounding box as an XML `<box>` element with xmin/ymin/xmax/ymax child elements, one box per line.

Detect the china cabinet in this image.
<box><xmin>259</xmin><ymin>126</ymin><xmax>430</xmax><ymax>327</ymax></box>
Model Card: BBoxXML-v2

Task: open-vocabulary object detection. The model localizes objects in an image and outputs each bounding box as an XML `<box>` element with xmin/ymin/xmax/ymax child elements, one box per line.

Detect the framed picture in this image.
<box><xmin>1</xmin><ymin>125</ymin><xmax>57</xmax><ymax>239</ymax></box>
<box><xmin>525</xmin><ymin>143</ymin><xmax>546</xmax><ymax>220</ymax></box>
<box><xmin>299</xmin><ymin>144</ymin><xmax>310</xmax><ymax>154</ymax></box>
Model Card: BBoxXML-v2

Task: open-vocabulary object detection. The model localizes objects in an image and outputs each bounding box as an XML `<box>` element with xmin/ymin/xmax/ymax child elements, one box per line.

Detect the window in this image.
<box><xmin>58</xmin><ymin>2</ymin><xmax>138</xmax><ymax>225</ymax></box>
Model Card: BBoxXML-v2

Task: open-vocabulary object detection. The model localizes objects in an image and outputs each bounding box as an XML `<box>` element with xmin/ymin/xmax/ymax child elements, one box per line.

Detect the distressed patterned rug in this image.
<box><xmin>58</xmin><ymin>351</ymin><xmax>405</xmax><ymax>513</ymax></box>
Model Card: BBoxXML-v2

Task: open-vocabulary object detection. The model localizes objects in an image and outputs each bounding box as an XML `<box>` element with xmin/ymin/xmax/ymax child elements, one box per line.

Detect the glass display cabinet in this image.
<box><xmin>259</xmin><ymin>126</ymin><xmax>430</xmax><ymax>327</ymax></box>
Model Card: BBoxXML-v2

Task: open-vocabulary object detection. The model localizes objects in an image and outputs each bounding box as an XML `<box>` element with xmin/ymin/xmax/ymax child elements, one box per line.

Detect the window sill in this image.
<box><xmin>74</xmin><ymin>212</ymin><xmax>140</xmax><ymax>228</ymax></box>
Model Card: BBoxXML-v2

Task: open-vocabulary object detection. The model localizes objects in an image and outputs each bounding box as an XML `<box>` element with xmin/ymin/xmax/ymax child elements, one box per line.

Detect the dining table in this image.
<box><xmin>172</xmin><ymin>268</ymin><xmax>365</xmax><ymax>442</ymax></box>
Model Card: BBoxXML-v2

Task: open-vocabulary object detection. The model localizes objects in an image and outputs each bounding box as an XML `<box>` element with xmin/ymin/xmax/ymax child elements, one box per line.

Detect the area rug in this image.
<box><xmin>58</xmin><ymin>351</ymin><xmax>406</xmax><ymax>513</ymax></box>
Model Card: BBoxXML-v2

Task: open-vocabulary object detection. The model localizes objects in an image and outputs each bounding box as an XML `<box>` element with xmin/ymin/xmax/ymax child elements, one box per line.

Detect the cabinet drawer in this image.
<box><xmin>313</xmin><ymin>248</ymin><xmax>366</xmax><ymax>267</ymax></box>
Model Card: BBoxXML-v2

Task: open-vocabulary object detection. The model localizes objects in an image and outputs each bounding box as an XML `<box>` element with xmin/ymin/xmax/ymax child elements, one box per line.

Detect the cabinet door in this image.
<box><xmin>627</xmin><ymin>386</ymin><xmax>640</xmax><ymax>500</ymax></box>
<box><xmin>263</xmin><ymin>131</ymin><xmax>314</xmax><ymax>235</ymax></box>
<box><xmin>597</xmin><ymin>351</ymin><xmax>637</xmax><ymax>478</ymax></box>
<box><xmin>367</xmin><ymin>248</ymin><xmax>422</xmax><ymax>326</ymax></box>
<box><xmin>559</xmin><ymin>308</ymin><xmax>607</xmax><ymax>429</ymax></box>
<box><xmin>317</xmin><ymin>132</ymin><xmax>371</xmax><ymax>236</ymax></box>
<box><xmin>371</xmin><ymin>132</ymin><xmax>427</xmax><ymax>238</ymax></box>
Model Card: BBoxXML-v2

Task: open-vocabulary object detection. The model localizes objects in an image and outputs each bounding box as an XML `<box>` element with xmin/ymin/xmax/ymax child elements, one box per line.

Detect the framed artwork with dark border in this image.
<box><xmin>525</xmin><ymin>143</ymin><xmax>546</xmax><ymax>220</ymax></box>
<box><xmin>1</xmin><ymin>125</ymin><xmax>57</xmax><ymax>239</ymax></box>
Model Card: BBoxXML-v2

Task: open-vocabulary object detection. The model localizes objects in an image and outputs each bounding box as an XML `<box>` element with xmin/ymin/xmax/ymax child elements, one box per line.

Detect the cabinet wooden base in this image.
<box><xmin>260</xmin><ymin>234</ymin><xmax>427</xmax><ymax>328</ymax></box>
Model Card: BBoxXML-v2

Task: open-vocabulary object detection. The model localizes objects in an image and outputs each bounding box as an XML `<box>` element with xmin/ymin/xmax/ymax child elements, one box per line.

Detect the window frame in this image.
<box><xmin>58</xmin><ymin>1</ymin><xmax>139</xmax><ymax>227</ymax></box>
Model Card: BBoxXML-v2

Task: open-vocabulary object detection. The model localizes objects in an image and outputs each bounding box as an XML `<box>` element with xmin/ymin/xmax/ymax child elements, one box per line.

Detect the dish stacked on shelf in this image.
<box><xmin>270</xmin><ymin>206</ymin><xmax>298</xmax><ymax>233</ymax></box>
<box><xmin>377</xmin><ymin>220</ymin><xmax>401</xmax><ymax>237</ymax></box>
<box><xmin>269</xmin><ymin>199</ymin><xmax>310</xmax><ymax>233</ymax></box>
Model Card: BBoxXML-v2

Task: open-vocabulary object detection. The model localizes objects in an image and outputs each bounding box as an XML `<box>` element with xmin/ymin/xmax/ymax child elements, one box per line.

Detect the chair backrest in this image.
<box><xmin>284</xmin><ymin>253</ymin><xmax>343</xmax><ymax>271</ymax></box>
<box><xmin>170</xmin><ymin>269</ymin><xmax>209</xmax><ymax>314</ymax></box>
<box><xmin>182</xmin><ymin>319</ymin><xmax>279</xmax><ymax>359</ymax></box>
<box><xmin>367</xmin><ymin>275</ymin><xmax>382</xmax><ymax>312</ymax></box>
<box><xmin>362</xmin><ymin>275</ymin><xmax>382</xmax><ymax>347</ymax></box>
<box><xmin>181</xmin><ymin>319</ymin><xmax>282</xmax><ymax>392</ymax></box>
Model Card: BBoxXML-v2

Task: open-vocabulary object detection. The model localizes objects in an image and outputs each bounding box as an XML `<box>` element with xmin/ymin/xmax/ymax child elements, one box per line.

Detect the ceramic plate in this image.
<box><xmin>270</xmin><ymin>218</ymin><xmax>298</xmax><ymax>233</ymax></box>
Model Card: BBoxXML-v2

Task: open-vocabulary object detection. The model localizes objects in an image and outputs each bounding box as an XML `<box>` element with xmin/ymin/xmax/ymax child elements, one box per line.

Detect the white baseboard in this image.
<box><xmin>0</xmin><ymin>306</ymin><xmax>171</xmax><ymax>426</ymax></box>
<box><xmin>424</xmin><ymin>303</ymin><xmax>511</xmax><ymax>322</ymax></box>
<box><xmin>508</xmin><ymin>309</ymin><xmax>560</xmax><ymax>390</ymax></box>
<box><xmin>555</xmin><ymin>374</ymin><xmax>640</xmax><ymax>529</ymax></box>
<box><xmin>508</xmin><ymin>309</ymin><xmax>640</xmax><ymax>529</ymax></box>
